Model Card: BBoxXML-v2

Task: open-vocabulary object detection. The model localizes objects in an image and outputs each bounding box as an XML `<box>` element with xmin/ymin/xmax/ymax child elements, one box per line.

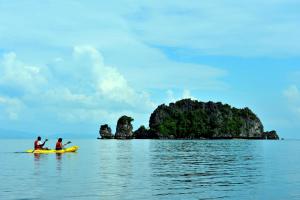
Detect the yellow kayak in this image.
<box><xmin>25</xmin><ymin>146</ymin><xmax>79</xmax><ymax>154</ymax></box>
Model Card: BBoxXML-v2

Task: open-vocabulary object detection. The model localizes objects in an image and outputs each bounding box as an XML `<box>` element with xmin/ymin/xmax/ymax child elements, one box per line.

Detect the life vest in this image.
<box><xmin>56</xmin><ymin>141</ymin><xmax>63</xmax><ymax>150</ymax></box>
<box><xmin>34</xmin><ymin>140</ymin><xmax>40</xmax><ymax>150</ymax></box>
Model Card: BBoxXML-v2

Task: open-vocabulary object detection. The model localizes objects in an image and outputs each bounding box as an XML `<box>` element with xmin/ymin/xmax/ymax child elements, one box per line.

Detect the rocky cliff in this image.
<box><xmin>148</xmin><ymin>99</ymin><xmax>279</xmax><ymax>139</ymax></box>
<box><xmin>133</xmin><ymin>125</ymin><xmax>158</xmax><ymax>139</ymax></box>
<box><xmin>99</xmin><ymin>124</ymin><xmax>113</xmax><ymax>139</ymax></box>
<box><xmin>261</xmin><ymin>130</ymin><xmax>279</xmax><ymax>140</ymax></box>
<box><xmin>115</xmin><ymin>115</ymin><xmax>134</xmax><ymax>139</ymax></box>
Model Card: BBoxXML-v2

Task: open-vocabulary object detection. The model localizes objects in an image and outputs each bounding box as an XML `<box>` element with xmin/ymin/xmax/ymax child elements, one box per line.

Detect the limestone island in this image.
<box><xmin>98</xmin><ymin>99</ymin><xmax>279</xmax><ymax>140</ymax></box>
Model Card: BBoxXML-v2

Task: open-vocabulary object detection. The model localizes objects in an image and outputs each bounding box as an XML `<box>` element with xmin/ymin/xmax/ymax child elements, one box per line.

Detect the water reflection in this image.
<box><xmin>56</xmin><ymin>153</ymin><xmax>62</xmax><ymax>171</ymax></box>
<box><xmin>89</xmin><ymin>140</ymin><xmax>265</xmax><ymax>199</ymax></box>
<box><xmin>33</xmin><ymin>153</ymin><xmax>47</xmax><ymax>175</ymax></box>
<box><xmin>96</xmin><ymin>141</ymin><xmax>134</xmax><ymax>198</ymax></box>
<box><xmin>149</xmin><ymin>140</ymin><xmax>264</xmax><ymax>199</ymax></box>
<box><xmin>95</xmin><ymin>140</ymin><xmax>152</xmax><ymax>200</ymax></box>
<box><xmin>34</xmin><ymin>153</ymin><xmax>41</xmax><ymax>161</ymax></box>
<box><xmin>33</xmin><ymin>153</ymin><xmax>47</xmax><ymax>165</ymax></box>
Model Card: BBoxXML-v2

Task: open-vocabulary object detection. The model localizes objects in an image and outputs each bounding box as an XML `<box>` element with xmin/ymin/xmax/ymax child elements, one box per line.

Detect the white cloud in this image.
<box><xmin>0</xmin><ymin>46</ymin><xmax>225</xmax><ymax>134</ymax></box>
<box><xmin>0</xmin><ymin>1</ymin><xmax>230</xmax><ymax>93</ymax></box>
<box><xmin>0</xmin><ymin>0</ymin><xmax>298</xmax><ymax>62</ymax></box>
<box><xmin>0</xmin><ymin>47</ymin><xmax>156</xmax><ymax>128</ymax></box>
<box><xmin>73</xmin><ymin>45</ymin><xmax>155</xmax><ymax>106</ymax></box>
<box><xmin>166</xmin><ymin>90</ymin><xmax>176</xmax><ymax>103</ymax></box>
<box><xmin>284</xmin><ymin>85</ymin><xmax>300</xmax><ymax>102</ymax></box>
<box><xmin>0</xmin><ymin>0</ymin><xmax>237</xmax><ymax>133</ymax></box>
<box><xmin>165</xmin><ymin>89</ymin><xmax>196</xmax><ymax>104</ymax></box>
<box><xmin>0</xmin><ymin>96</ymin><xmax>23</xmax><ymax>120</ymax></box>
<box><xmin>182</xmin><ymin>89</ymin><xmax>195</xmax><ymax>100</ymax></box>
<box><xmin>120</xmin><ymin>59</ymin><xmax>228</xmax><ymax>91</ymax></box>
<box><xmin>127</xmin><ymin>0</ymin><xmax>300</xmax><ymax>56</ymax></box>
<box><xmin>0</xmin><ymin>52</ymin><xmax>47</xmax><ymax>95</ymax></box>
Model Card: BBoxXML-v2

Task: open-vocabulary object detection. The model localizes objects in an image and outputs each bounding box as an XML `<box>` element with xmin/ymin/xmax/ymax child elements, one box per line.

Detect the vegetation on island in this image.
<box><xmin>99</xmin><ymin>99</ymin><xmax>279</xmax><ymax>140</ymax></box>
<box><xmin>148</xmin><ymin>99</ymin><xmax>278</xmax><ymax>139</ymax></box>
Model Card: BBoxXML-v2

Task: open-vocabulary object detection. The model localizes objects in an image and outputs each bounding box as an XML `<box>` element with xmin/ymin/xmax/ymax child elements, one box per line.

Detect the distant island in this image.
<box><xmin>98</xmin><ymin>99</ymin><xmax>279</xmax><ymax>140</ymax></box>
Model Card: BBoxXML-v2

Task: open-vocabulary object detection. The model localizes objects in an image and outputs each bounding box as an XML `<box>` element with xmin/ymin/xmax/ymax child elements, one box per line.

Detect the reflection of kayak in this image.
<box><xmin>25</xmin><ymin>146</ymin><xmax>79</xmax><ymax>154</ymax></box>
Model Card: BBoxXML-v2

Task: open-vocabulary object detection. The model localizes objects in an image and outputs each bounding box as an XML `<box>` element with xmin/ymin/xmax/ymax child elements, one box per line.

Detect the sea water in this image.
<box><xmin>0</xmin><ymin>139</ymin><xmax>299</xmax><ymax>200</ymax></box>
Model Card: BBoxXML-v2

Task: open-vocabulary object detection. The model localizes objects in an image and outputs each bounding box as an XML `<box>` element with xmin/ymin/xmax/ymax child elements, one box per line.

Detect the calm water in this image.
<box><xmin>0</xmin><ymin>139</ymin><xmax>300</xmax><ymax>200</ymax></box>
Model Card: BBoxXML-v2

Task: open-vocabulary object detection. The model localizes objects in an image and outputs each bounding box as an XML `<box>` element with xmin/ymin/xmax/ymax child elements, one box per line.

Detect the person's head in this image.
<box><xmin>58</xmin><ymin>138</ymin><xmax>62</xmax><ymax>142</ymax></box>
<box><xmin>37</xmin><ymin>136</ymin><xmax>41</xmax><ymax>141</ymax></box>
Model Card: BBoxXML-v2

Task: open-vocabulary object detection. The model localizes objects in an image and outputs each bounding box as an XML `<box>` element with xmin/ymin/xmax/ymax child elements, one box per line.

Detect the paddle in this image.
<box><xmin>64</xmin><ymin>141</ymin><xmax>72</xmax><ymax>146</ymax></box>
<box><xmin>61</xmin><ymin>141</ymin><xmax>72</xmax><ymax>149</ymax></box>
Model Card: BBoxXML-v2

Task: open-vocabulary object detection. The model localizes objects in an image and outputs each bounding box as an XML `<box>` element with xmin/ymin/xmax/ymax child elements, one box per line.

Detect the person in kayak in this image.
<box><xmin>34</xmin><ymin>136</ymin><xmax>48</xmax><ymax>150</ymax></box>
<box><xmin>55</xmin><ymin>138</ymin><xmax>71</xmax><ymax>150</ymax></box>
<box><xmin>55</xmin><ymin>138</ymin><xmax>64</xmax><ymax>150</ymax></box>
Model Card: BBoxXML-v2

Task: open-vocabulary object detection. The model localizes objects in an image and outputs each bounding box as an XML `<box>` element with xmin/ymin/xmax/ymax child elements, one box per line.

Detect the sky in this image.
<box><xmin>0</xmin><ymin>0</ymin><xmax>300</xmax><ymax>138</ymax></box>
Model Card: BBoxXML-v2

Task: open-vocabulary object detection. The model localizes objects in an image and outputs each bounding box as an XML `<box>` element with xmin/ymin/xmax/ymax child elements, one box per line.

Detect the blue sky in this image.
<box><xmin>0</xmin><ymin>0</ymin><xmax>299</xmax><ymax>138</ymax></box>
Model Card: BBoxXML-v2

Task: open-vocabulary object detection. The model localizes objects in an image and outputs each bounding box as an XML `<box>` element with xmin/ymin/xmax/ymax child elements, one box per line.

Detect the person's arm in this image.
<box><xmin>63</xmin><ymin>141</ymin><xmax>71</xmax><ymax>149</ymax></box>
<box><xmin>39</xmin><ymin>139</ymin><xmax>48</xmax><ymax>147</ymax></box>
<box><xmin>62</xmin><ymin>141</ymin><xmax>71</xmax><ymax>148</ymax></box>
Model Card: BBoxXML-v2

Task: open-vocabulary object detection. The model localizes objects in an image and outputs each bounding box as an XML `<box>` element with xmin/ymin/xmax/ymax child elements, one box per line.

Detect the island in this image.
<box><xmin>99</xmin><ymin>116</ymin><xmax>134</xmax><ymax>139</ymax></box>
<box><xmin>98</xmin><ymin>99</ymin><xmax>279</xmax><ymax>140</ymax></box>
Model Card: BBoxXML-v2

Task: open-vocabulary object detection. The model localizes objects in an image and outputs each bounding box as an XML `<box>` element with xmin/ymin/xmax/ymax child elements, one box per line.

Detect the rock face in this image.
<box><xmin>99</xmin><ymin>124</ymin><xmax>113</xmax><ymax>139</ymax></box>
<box><xmin>149</xmin><ymin>99</ymin><xmax>279</xmax><ymax>139</ymax></box>
<box><xmin>115</xmin><ymin>115</ymin><xmax>134</xmax><ymax>139</ymax></box>
<box><xmin>262</xmin><ymin>130</ymin><xmax>279</xmax><ymax>140</ymax></box>
<box><xmin>133</xmin><ymin>126</ymin><xmax>158</xmax><ymax>139</ymax></box>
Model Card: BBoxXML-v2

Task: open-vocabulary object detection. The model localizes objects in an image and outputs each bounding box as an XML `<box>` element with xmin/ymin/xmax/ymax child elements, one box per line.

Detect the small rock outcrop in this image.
<box><xmin>149</xmin><ymin>99</ymin><xmax>279</xmax><ymax>139</ymax></box>
<box><xmin>115</xmin><ymin>115</ymin><xmax>134</xmax><ymax>139</ymax></box>
<box><xmin>99</xmin><ymin>124</ymin><xmax>113</xmax><ymax>139</ymax></box>
<box><xmin>133</xmin><ymin>126</ymin><xmax>159</xmax><ymax>139</ymax></box>
<box><xmin>262</xmin><ymin>130</ymin><xmax>279</xmax><ymax>140</ymax></box>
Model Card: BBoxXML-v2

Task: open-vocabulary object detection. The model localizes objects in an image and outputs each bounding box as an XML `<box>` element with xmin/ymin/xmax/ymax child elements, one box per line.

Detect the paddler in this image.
<box><xmin>34</xmin><ymin>136</ymin><xmax>48</xmax><ymax>150</ymax></box>
<box><xmin>55</xmin><ymin>138</ymin><xmax>71</xmax><ymax>150</ymax></box>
